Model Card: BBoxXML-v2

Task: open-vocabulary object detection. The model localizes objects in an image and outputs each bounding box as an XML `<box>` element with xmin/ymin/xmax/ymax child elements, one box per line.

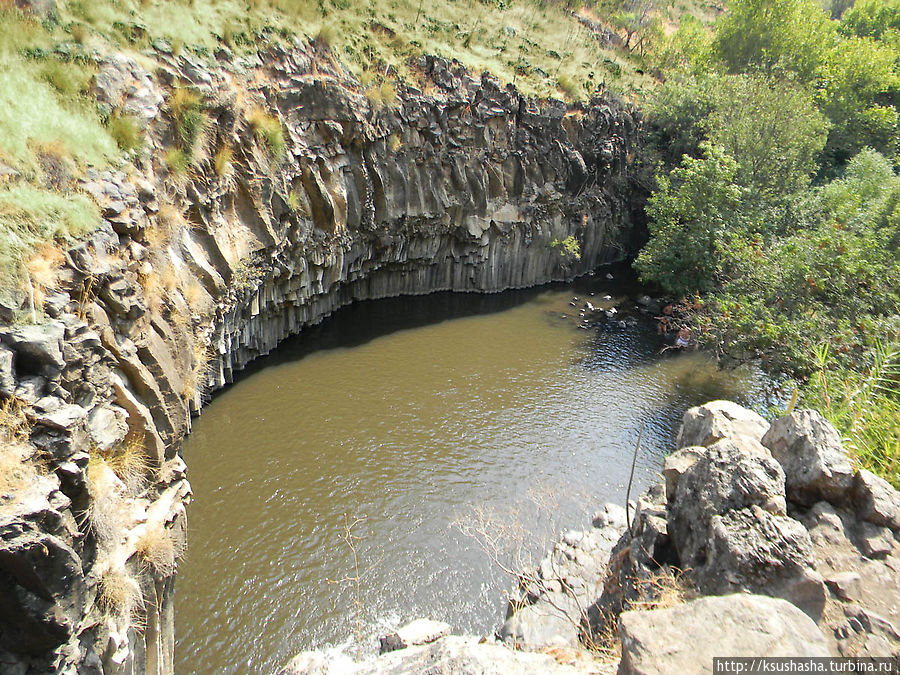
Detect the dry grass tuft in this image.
<box><xmin>213</xmin><ymin>144</ymin><xmax>234</xmax><ymax>177</ymax></box>
<box><xmin>22</xmin><ymin>243</ymin><xmax>65</xmax><ymax>313</ymax></box>
<box><xmin>97</xmin><ymin>567</ymin><xmax>144</xmax><ymax>621</ymax></box>
<box><xmin>140</xmin><ymin>270</ymin><xmax>165</xmax><ymax>314</ymax></box>
<box><xmin>86</xmin><ymin>455</ymin><xmax>126</xmax><ymax>544</ymax></box>
<box><xmin>135</xmin><ymin>522</ymin><xmax>183</xmax><ymax>577</ymax></box>
<box><xmin>148</xmin><ymin>203</ymin><xmax>185</xmax><ymax>249</ymax></box>
<box><xmin>0</xmin><ymin>399</ymin><xmax>39</xmax><ymax>497</ymax></box>
<box><xmin>246</xmin><ymin>107</ymin><xmax>285</xmax><ymax>157</ymax></box>
<box><xmin>182</xmin><ymin>338</ymin><xmax>212</xmax><ymax>401</ymax></box>
<box><xmin>182</xmin><ymin>278</ymin><xmax>207</xmax><ymax>311</ymax></box>
<box><xmin>106</xmin><ymin>434</ymin><xmax>151</xmax><ymax>493</ymax></box>
<box><xmin>628</xmin><ymin>568</ymin><xmax>694</xmax><ymax>612</ymax></box>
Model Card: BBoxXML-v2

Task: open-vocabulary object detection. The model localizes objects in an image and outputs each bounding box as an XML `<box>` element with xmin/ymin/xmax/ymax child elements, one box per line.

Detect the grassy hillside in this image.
<box><xmin>0</xmin><ymin>0</ymin><xmax>675</xmax><ymax>307</ymax></box>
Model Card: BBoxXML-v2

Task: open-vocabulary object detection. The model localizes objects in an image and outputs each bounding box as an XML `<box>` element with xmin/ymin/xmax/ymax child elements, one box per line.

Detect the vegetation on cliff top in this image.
<box><xmin>634</xmin><ymin>0</ymin><xmax>900</xmax><ymax>485</ymax></box>
<box><xmin>0</xmin><ymin>0</ymin><xmax>676</xmax><ymax>305</ymax></box>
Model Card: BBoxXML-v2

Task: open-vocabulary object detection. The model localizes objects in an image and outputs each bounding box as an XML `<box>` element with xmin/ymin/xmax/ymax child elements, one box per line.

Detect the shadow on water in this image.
<box><xmin>218</xmin><ymin>262</ymin><xmax>643</xmax><ymax>387</ymax></box>
<box><xmin>177</xmin><ymin>262</ymin><xmax>776</xmax><ymax>675</ymax></box>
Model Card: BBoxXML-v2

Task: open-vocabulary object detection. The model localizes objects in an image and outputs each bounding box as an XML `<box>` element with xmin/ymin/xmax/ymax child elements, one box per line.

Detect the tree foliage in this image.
<box><xmin>704</xmin><ymin>74</ymin><xmax>829</xmax><ymax>200</ymax></box>
<box><xmin>634</xmin><ymin>144</ymin><xmax>747</xmax><ymax>296</ymax></box>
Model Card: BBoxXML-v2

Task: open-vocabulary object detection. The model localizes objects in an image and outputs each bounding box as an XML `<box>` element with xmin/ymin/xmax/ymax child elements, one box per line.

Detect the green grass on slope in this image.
<box><xmin>0</xmin><ymin>10</ymin><xmax>121</xmax><ymax>307</ymax></box>
<box><xmin>60</xmin><ymin>0</ymin><xmax>651</xmax><ymax>101</ymax></box>
<box><xmin>0</xmin><ymin>0</ymin><xmax>656</xmax><ymax>310</ymax></box>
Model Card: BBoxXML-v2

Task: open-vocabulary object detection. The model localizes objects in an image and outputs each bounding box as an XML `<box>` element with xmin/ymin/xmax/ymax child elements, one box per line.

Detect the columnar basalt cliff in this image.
<box><xmin>0</xmin><ymin>37</ymin><xmax>642</xmax><ymax>675</ymax></box>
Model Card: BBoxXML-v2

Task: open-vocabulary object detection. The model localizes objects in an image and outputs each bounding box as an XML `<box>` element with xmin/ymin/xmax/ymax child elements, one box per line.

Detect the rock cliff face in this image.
<box><xmin>0</xmin><ymin>37</ymin><xmax>642</xmax><ymax>675</ymax></box>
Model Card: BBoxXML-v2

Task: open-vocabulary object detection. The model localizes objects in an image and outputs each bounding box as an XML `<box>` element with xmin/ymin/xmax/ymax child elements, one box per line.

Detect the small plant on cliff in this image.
<box><xmin>164</xmin><ymin>147</ymin><xmax>191</xmax><ymax>177</ymax></box>
<box><xmin>97</xmin><ymin>567</ymin><xmax>144</xmax><ymax>622</ymax></box>
<box><xmin>135</xmin><ymin>522</ymin><xmax>183</xmax><ymax>577</ymax></box>
<box><xmin>213</xmin><ymin>144</ymin><xmax>234</xmax><ymax>177</ymax></box>
<box><xmin>315</xmin><ymin>23</ymin><xmax>337</xmax><ymax>49</ymax></box>
<box><xmin>169</xmin><ymin>87</ymin><xmax>208</xmax><ymax>157</ymax></box>
<box><xmin>804</xmin><ymin>341</ymin><xmax>900</xmax><ymax>488</ymax></box>
<box><xmin>246</xmin><ymin>107</ymin><xmax>285</xmax><ymax>158</ymax></box>
<box><xmin>0</xmin><ymin>398</ymin><xmax>40</xmax><ymax>498</ymax></box>
<box><xmin>107</xmin><ymin>113</ymin><xmax>143</xmax><ymax>153</ymax></box>
<box><xmin>550</xmin><ymin>235</ymin><xmax>581</xmax><ymax>261</ymax></box>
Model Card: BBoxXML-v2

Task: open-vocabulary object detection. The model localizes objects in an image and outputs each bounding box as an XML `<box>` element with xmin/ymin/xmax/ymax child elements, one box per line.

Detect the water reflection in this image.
<box><xmin>176</xmin><ymin>268</ymin><xmax>772</xmax><ymax>674</ymax></box>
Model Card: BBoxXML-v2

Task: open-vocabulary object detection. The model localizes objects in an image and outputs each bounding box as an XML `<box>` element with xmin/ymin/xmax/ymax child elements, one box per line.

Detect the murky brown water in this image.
<box><xmin>176</xmin><ymin>270</ymin><xmax>772</xmax><ymax>674</ymax></box>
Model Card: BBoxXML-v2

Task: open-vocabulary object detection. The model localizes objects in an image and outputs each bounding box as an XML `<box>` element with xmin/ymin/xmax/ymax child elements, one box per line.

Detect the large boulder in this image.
<box><xmin>852</xmin><ymin>470</ymin><xmax>900</xmax><ymax>532</ymax></box>
<box><xmin>668</xmin><ymin>437</ymin><xmax>786</xmax><ymax>566</ymax></box>
<box><xmin>618</xmin><ymin>594</ymin><xmax>830</xmax><ymax>675</ymax></box>
<box><xmin>0</xmin><ymin>321</ymin><xmax>66</xmax><ymax>378</ymax></box>
<box><xmin>676</xmin><ymin>400</ymin><xmax>770</xmax><ymax>448</ymax></box>
<box><xmin>700</xmin><ymin>506</ymin><xmax>826</xmax><ymax>618</ymax></box>
<box><xmin>762</xmin><ymin>410</ymin><xmax>854</xmax><ymax>505</ymax></box>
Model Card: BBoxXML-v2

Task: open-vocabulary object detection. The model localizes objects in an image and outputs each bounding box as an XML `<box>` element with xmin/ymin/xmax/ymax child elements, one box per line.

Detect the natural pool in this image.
<box><xmin>176</xmin><ymin>269</ymin><xmax>772</xmax><ymax>674</ymax></box>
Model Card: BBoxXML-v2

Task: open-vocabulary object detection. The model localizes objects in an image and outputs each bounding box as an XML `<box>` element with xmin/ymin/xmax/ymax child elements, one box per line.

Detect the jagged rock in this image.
<box><xmin>502</xmin><ymin>517</ymin><xmax>625</xmax><ymax>648</ymax></box>
<box><xmin>857</xmin><ymin>522</ymin><xmax>894</xmax><ymax>558</ymax></box>
<box><xmin>31</xmin><ymin>396</ymin><xmax>88</xmax><ymax>431</ymax></box>
<box><xmin>676</xmin><ymin>400</ymin><xmax>770</xmax><ymax>448</ymax></box>
<box><xmin>92</xmin><ymin>54</ymin><xmax>163</xmax><ymax>123</ymax></box>
<box><xmin>825</xmin><ymin>571</ymin><xmax>862</xmax><ymax>601</ymax></box>
<box><xmin>834</xmin><ymin>605</ymin><xmax>900</xmax><ymax>658</ymax></box>
<box><xmin>0</xmin><ymin>476</ymin><xmax>85</xmax><ymax>656</ymax></box>
<box><xmin>0</xmin><ymin>321</ymin><xmax>66</xmax><ymax>377</ymax></box>
<box><xmin>762</xmin><ymin>410</ymin><xmax>854</xmax><ymax>505</ymax></box>
<box><xmin>617</xmin><ymin>594</ymin><xmax>830</xmax><ymax>675</ymax></box>
<box><xmin>281</xmin><ymin>636</ymin><xmax>585</xmax><ymax>675</ymax></box>
<box><xmin>852</xmin><ymin>470</ymin><xmax>900</xmax><ymax>532</ymax></box>
<box><xmin>662</xmin><ymin>446</ymin><xmax>704</xmax><ymax>502</ymax></box>
<box><xmin>378</xmin><ymin>619</ymin><xmax>451</xmax><ymax>654</ymax></box>
<box><xmin>0</xmin><ymin>343</ymin><xmax>15</xmax><ymax>397</ymax></box>
<box><xmin>701</xmin><ymin>506</ymin><xmax>826</xmax><ymax>618</ymax></box>
<box><xmin>14</xmin><ymin>375</ymin><xmax>46</xmax><ymax>403</ymax></box>
<box><xmin>668</xmin><ymin>437</ymin><xmax>786</xmax><ymax>567</ymax></box>
<box><xmin>13</xmin><ymin>0</ymin><xmax>56</xmax><ymax>15</ymax></box>
<box><xmin>86</xmin><ymin>404</ymin><xmax>129</xmax><ymax>452</ymax></box>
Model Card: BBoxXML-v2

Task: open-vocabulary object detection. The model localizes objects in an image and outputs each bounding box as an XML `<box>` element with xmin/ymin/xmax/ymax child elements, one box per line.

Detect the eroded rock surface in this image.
<box><xmin>0</xmin><ymin>36</ymin><xmax>641</xmax><ymax>675</ymax></box>
<box><xmin>617</xmin><ymin>594</ymin><xmax>830</xmax><ymax>675</ymax></box>
<box><xmin>588</xmin><ymin>405</ymin><xmax>900</xmax><ymax>660</ymax></box>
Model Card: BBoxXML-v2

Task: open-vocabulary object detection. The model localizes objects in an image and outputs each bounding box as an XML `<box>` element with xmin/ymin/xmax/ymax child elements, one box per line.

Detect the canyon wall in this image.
<box><xmin>0</xmin><ymin>38</ymin><xmax>642</xmax><ymax>674</ymax></box>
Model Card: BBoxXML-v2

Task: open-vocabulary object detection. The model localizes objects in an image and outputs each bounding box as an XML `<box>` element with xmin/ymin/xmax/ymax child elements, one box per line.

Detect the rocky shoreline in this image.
<box><xmin>279</xmin><ymin>401</ymin><xmax>900</xmax><ymax>674</ymax></box>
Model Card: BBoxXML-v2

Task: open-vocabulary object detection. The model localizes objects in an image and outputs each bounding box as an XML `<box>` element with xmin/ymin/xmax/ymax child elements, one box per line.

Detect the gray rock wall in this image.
<box><xmin>0</xmin><ymin>40</ymin><xmax>642</xmax><ymax>675</ymax></box>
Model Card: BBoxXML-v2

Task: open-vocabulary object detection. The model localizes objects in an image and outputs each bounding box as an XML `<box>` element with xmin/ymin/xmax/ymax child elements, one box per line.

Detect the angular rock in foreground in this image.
<box><xmin>501</xmin><ymin>503</ymin><xmax>626</xmax><ymax>649</ymax></box>
<box><xmin>761</xmin><ymin>409</ymin><xmax>854</xmax><ymax>505</ymax></box>
<box><xmin>676</xmin><ymin>400</ymin><xmax>770</xmax><ymax>449</ymax></box>
<box><xmin>280</xmin><ymin>636</ymin><xmax>593</xmax><ymax>675</ymax></box>
<box><xmin>618</xmin><ymin>594</ymin><xmax>830</xmax><ymax>675</ymax></box>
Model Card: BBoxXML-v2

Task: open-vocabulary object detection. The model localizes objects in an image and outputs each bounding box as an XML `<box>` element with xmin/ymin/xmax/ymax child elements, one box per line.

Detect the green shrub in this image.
<box><xmin>247</xmin><ymin>108</ymin><xmax>285</xmax><ymax>157</ymax></box>
<box><xmin>107</xmin><ymin>113</ymin><xmax>143</xmax><ymax>152</ymax></box>
<box><xmin>164</xmin><ymin>147</ymin><xmax>191</xmax><ymax>176</ymax></box>
<box><xmin>803</xmin><ymin>341</ymin><xmax>900</xmax><ymax>487</ymax></box>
